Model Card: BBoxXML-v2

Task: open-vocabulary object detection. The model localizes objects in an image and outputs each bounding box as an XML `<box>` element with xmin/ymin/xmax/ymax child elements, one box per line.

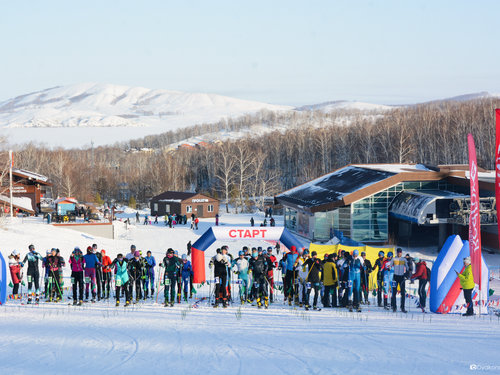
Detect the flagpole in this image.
<box><xmin>9</xmin><ymin>150</ymin><xmax>13</xmax><ymax>218</ymax></box>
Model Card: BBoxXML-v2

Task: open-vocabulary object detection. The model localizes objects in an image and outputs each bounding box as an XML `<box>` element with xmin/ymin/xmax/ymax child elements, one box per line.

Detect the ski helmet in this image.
<box><xmin>167</xmin><ymin>248</ymin><xmax>174</xmax><ymax>254</ymax></box>
<box><xmin>257</xmin><ymin>247</ymin><xmax>263</xmax><ymax>252</ymax></box>
<box><xmin>303</xmin><ymin>249</ymin><xmax>309</xmax><ymax>255</ymax></box>
<box><xmin>131</xmin><ymin>244</ymin><xmax>136</xmax><ymax>250</ymax></box>
<box><xmin>361</xmin><ymin>251</ymin><xmax>366</xmax><ymax>256</ymax></box>
<box><xmin>134</xmin><ymin>251</ymin><xmax>140</xmax><ymax>257</ymax></box>
<box><xmin>378</xmin><ymin>251</ymin><xmax>385</xmax><ymax>257</ymax></box>
<box><xmin>396</xmin><ymin>248</ymin><xmax>403</xmax><ymax>254</ymax></box>
<box><xmin>238</xmin><ymin>250</ymin><xmax>244</xmax><ymax>256</ymax></box>
<box><xmin>353</xmin><ymin>250</ymin><xmax>359</xmax><ymax>256</ymax></box>
<box><xmin>262</xmin><ymin>250</ymin><xmax>267</xmax><ymax>255</ymax></box>
<box><xmin>182</xmin><ymin>254</ymin><xmax>187</xmax><ymax>260</ymax></box>
<box><xmin>12</xmin><ymin>250</ymin><xmax>19</xmax><ymax>256</ymax></box>
<box><xmin>29</xmin><ymin>244</ymin><xmax>35</xmax><ymax>251</ymax></box>
<box><xmin>252</xmin><ymin>251</ymin><xmax>258</xmax><ymax>258</ymax></box>
<box><xmin>311</xmin><ymin>251</ymin><xmax>317</xmax><ymax>257</ymax></box>
<box><xmin>387</xmin><ymin>251</ymin><xmax>393</xmax><ymax>258</ymax></box>
<box><xmin>413</xmin><ymin>257</ymin><xmax>420</xmax><ymax>263</ymax></box>
<box><xmin>267</xmin><ymin>247</ymin><xmax>272</xmax><ymax>251</ymax></box>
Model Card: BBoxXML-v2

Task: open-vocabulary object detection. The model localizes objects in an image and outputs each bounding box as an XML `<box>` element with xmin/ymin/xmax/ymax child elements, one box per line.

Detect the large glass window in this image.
<box><xmin>285</xmin><ymin>207</ymin><xmax>297</xmax><ymax>231</ymax></box>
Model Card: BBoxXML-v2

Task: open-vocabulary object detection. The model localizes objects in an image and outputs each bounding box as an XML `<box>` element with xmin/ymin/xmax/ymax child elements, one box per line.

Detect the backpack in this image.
<box><xmin>426</xmin><ymin>266</ymin><xmax>431</xmax><ymax>282</ymax></box>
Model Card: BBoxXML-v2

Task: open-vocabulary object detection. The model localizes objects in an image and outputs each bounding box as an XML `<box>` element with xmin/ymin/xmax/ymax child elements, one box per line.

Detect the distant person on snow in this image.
<box><xmin>112</xmin><ymin>254</ymin><xmax>130</xmax><ymax>306</ymax></box>
<box><xmin>390</xmin><ymin>248</ymin><xmax>408</xmax><ymax>313</ymax></box>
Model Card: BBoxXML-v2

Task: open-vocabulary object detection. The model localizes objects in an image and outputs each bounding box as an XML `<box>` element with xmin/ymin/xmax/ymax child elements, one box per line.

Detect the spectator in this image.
<box><xmin>456</xmin><ymin>256</ymin><xmax>474</xmax><ymax>316</ymax></box>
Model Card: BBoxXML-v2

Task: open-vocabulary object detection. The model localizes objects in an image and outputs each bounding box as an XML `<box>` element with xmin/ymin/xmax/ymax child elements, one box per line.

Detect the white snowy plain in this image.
<box><xmin>1</xmin><ymin>212</ymin><xmax>500</xmax><ymax>375</ymax></box>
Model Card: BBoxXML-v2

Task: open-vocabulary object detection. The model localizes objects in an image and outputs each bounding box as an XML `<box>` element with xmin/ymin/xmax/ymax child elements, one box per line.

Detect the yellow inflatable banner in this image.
<box><xmin>308</xmin><ymin>243</ymin><xmax>337</xmax><ymax>259</ymax></box>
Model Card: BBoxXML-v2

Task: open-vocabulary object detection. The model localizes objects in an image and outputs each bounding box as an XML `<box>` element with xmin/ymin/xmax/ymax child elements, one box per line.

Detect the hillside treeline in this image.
<box><xmin>3</xmin><ymin>98</ymin><xmax>499</xmax><ymax>210</ymax></box>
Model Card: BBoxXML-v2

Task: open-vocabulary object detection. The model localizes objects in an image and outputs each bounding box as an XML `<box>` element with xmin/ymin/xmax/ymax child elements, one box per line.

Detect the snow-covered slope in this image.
<box><xmin>419</xmin><ymin>91</ymin><xmax>500</xmax><ymax>105</ymax></box>
<box><xmin>296</xmin><ymin>100</ymin><xmax>395</xmax><ymax>112</ymax></box>
<box><xmin>0</xmin><ymin>83</ymin><xmax>291</xmax><ymax>147</ymax></box>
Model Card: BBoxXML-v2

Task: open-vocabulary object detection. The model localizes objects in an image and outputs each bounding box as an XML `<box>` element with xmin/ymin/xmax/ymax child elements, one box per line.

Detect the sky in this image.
<box><xmin>0</xmin><ymin>0</ymin><xmax>499</xmax><ymax>106</ymax></box>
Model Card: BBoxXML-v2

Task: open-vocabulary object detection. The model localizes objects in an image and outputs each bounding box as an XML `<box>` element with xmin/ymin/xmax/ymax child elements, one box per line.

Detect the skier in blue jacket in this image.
<box><xmin>144</xmin><ymin>251</ymin><xmax>156</xmax><ymax>298</ymax></box>
<box><xmin>348</xmin><ymin>249</ymin><xmax>363</xmax><ymax>312</ymax></box>
<box><xmin>180</xmin><ymin>254</ymin><xmax>193</xmax><ymax>301</ymax></box>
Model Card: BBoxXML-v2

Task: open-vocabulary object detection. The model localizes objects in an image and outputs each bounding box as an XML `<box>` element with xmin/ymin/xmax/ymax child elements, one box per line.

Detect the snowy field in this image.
<box><xmin>1</xmin><ymin>212</ymin><xmax>500</xmax><ymax>375</ymax></box>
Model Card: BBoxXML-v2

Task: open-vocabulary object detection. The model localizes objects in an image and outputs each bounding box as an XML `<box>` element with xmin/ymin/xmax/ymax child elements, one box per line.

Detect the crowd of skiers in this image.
<box><xmin>8</xmin><ymin>242</ymin><xmax>475</xmax><ymax>315</ymax></box>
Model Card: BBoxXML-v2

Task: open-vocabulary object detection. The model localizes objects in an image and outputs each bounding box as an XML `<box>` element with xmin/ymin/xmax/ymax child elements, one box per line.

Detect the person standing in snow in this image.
<box><xmin>210</xmin><ymin>247</ymin><xmax>231</xmax><ymax>308</ymax></box>
<box><xmin>390</xmin><ymin>248</ymin><xmax>408</xmax><ymax>313</ymax></box>
<box><xmin>69</xmin><ymin>247</ymin><xmax>85</xmax><ymax>305</ymax></box>
<box><xmin>8</xmin><ymin>250</ymin><xmax>22</xmax><ymax>298</ymax></box>
<box><xmin>93</xmin><ymin>244</ymin><xmax>103</xmax><ymax>300</ymax></box>
<box><xmin>372</xmin><ymin>251</ymin><xmax>386</xmax><ymax>307</ymax></box>
<box><xmin>411</xmin><ymin>257</ymin><xmax>429</xmax><ymax>311</ymax></box>
<box><xmin>250</xmin><ymin>217</ymin><xmax>254</xmax><ymax>227</ymax></box>
<box><xmin>294</xmin><ymin>249</ymin><xmax>309</xmax><ymax>307</ymax></box>
<box><xmin>187</xmin><ymin>241</ymin><xmax>192</xmax><ymax>256</ymax></box>
<box><xmin>233</xmin><ymin>251</ymin><xmax>250</xmax><ymax>304</ymax></box>
<box><xmin>304</xmin><ymin>251</ymin><xmax>323</xmax><ymax>310</ymax></box>
<box><xmin>283</xmin><ymin>246</ymin><xmax>299</xmax><ymax>306</ymax></box>
<box><xmin>23</xmin><ymin>244</ymin><xmax>43</xmax><ymax>304</ymax></box>
<box><xmin>215</xmin><ymin>214</ymin><xmax>219</xmax><ymax>226</ymax></box>
<box><xmin>360</xmin><ymin>251</ymin><xmax>372</xmax><ymax>305</ymax></box>
<box><xmin>46</xmin><ymin>248</ymin><xmax>64</xmax><ymax>302</ymax></box>
<box><xmin>144</xmin><ymin>251</ymin><xmax>156</xmax><ymax>298</ymax></box>
<box><xmin>456</xmin><ymin>256</ymin><xmax>474</xmax><ymax>316</ymax></box>
<box><xmin>127</xmin><ymin>251</ymin><xmax>144</xmax><ymax>303</ymax></box>
<box><xmin>381</xmin><ymin>251</ymin><xmax>394</xmax><ymax>310</ymax></box>
<box><xmin>322</xmin><ymin>254</ymin><xmax>338</xmax><ymax>308</ymax></box>
<box><xmin>161</xmin><ymin>249</ymin><xmax>181</xmax><ymax>307</ymax></box>
<box><xmin>101</xmin><ymin>250</ymin><xmax>112</xmax><ymax>299</ymax></box>
<box><xmin>112</xmin><ymin>253</ymin><xmax>130</xmax><ymax>306</ymax></box>
<box><xmin>348</xmin><ymin>250</ymin><xmax>363</xmax><ymax>312</ymax></box>
<box><xmin>249</xmin><ymin>249</ymin><xmax>269</xmax><ymax>308</ymax></box>
<box><xmin>266</xmin><ymin>247</ymin><xmax>277</xmax><ymax>303</ymax></box>
<box><xmin>180</xmin><ymin>254</ymin><xmax>193</xmax><ymax>301</ymax></box>
<box><xmin>83</xmin><ymin>246</ymin><xmax>100</xmax><ymax>302</ymax></box>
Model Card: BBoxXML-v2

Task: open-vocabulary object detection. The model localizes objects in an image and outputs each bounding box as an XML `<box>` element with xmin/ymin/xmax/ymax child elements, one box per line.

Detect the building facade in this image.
<box><xmin>275</xmin><ymin>164</ymin><xmax>497</xmax><ymax>249</ymax></box>
<box><xmin>150</xmin><ymin>191</ymin><xmax>219</xmax><ymax>218</ymax></box>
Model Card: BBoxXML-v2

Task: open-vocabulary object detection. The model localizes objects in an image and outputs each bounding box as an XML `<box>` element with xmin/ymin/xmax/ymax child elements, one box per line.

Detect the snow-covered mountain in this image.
<box><xmin>418</xmin><ymin>91</ymin><xmax>500</xmax><ymax>105</ymax></box>
<box><xmin>0</xmin><ymin>83</ymin><xmax>291</xmax><ymax>147</ymax></box>
<box><xmin>295</xmin><ymin>100</ymin><xmax>395</xmax><ymax>112</ymax></box>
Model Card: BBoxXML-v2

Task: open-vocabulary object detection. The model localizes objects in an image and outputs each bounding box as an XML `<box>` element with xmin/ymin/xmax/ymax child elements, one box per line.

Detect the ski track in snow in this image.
<box><xmin>1</xmin><ymin>302</ymin><xmax>499</xmax><ymax>375</ymax></box>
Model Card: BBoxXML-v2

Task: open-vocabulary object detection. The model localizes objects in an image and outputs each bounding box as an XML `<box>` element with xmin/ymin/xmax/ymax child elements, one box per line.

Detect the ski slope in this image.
<box><xmin>1</xmin><ymin>212</ymin><xmax>500</xmax><ymax>374</ymax></box>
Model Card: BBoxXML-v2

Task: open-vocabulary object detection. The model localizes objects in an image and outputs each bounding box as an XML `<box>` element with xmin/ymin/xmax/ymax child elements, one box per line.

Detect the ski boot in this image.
<box><xmin>257</xmin><ymin>298</ymin><xmax>262</xmax><ymax>308</ymax></box>
<box><xmin>125</xmin><ymin>300</ymin><xmax>130</xmax><ymax>307</ymax></box>
<box><xmin>288</xmin><ymin>297</ymin><xmax>292</xmax><ymax>306</ymax></box>
<box><xmin>91</xmin><ymin>298</ymin><xmax>96</xmax><ymax>303</ymax></box>
<box><xmin>116</xmin><ymin>300</ymin><xmax>120</xmax><ymax>307</ymax></box>
<box><xmin>27</xmin><ymin>297</ymin><xmax>32</xmax><ymax>305</ymax></box>
<box><xmin>78</xmin><ymin>300</ymin><xmax>83</xmax><ymax>306</ymax></box>
<box><xmin>306</xmin><ymin>304</ymin><xmax>311</xmax><ymax>311</ymax></box>
<box><xmin>214</xmin><ymin>301</ymin><xmax>219</xmax><ymax>308</ymax></box>
<box><xmin>357</xmin><ymin>307</ymin><xmax>362</xmax><ymax>312</ymax></box>
<box><xmin>299</xmin><ymin>303</ymin><xmax>303</xmax><ymax>308</ymax></box>
<box><xmin>401</xmin><ymin>308</ymin><xmax>407</xmax><ymax>314</ymax></box>
<box><xmin>223</xmin><ymin>299</ymin><xmax>228</xmax><ymax>308</ymax></box>
<box><xmin>264</xmin><ymin>297</ymin><xmax>269</xmax><ymax>309</ymax></box>
<box><xmin>170</xmin><ymin>301</ymin><xmax>174</xmax><ymax>307</ymax></box>
<box><xmin>313</xmin><ymin>306</ymin><xmax>318</xmax><ymax>310</ymax></box>
<box><xmin>73</xmin><ymin>300</ymin><xmax>78</xmax><ymax>306</ymax></box>
<box><xmin>270</xmin><ymin>294</ymin><xmax>273</xmax><ymax>303</ymax></box>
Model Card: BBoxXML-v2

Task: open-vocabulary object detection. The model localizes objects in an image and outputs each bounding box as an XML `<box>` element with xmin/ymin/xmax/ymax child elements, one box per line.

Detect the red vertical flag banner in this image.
<box><xmin>495</xmin><ymin>109</ymin><xmax>500</xmax><ymax>250</ymax></box>
<box><xmin>467</xmin><ymin>134</ymin><xmax>481</xmax><ymax>287</ymax></box>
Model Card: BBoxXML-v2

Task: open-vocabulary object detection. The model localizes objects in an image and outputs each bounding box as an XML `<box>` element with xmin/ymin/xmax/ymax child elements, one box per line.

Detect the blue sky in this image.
<box><xmin>1</xmin><ymin>0</ymin><xmax>498</xmax><ymax>105</ymax></box>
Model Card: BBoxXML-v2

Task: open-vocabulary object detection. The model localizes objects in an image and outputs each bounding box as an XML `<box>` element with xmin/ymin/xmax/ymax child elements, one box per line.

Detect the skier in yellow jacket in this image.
<box><xmin>456</xmin><ymin>256</ymin><xmax>474</xmax><ymax>316</ymax></box>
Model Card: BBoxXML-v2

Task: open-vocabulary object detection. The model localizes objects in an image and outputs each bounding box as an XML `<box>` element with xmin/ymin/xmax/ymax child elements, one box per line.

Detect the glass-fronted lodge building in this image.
<box><xmin>275</xmin><ymin>164</ymin><xmax>497</xmax><ymax>249</ymax></box>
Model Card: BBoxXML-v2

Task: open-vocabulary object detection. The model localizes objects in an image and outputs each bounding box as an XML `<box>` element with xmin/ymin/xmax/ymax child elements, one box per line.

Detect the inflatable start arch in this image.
<box><xmin>191</xmin><ymin>227</ymin><xmax>304</xmax><ymax>283</ymax></box>
<box><xmin>430</xmin><ymin>235</ymin><xmax>489</xmax><ymax>314</ymax></box>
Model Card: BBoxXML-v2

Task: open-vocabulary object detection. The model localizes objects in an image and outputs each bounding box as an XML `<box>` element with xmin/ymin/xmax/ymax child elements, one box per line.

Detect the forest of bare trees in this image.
<box><xmin>1</xmin><ymin>98</ymin><xmax>499</xmax><ymax>211</ymax></box>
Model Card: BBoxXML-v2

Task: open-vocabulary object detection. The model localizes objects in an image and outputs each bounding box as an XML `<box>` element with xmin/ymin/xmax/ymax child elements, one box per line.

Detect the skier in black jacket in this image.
<box><xmin>304</xmin><ymin>251</ymin><xmax>323</xmax><ymax>309</ymax></box>
<box><xmin>360</xmin><ymin>251</ymin><xmax>372</xmax><ymax>304</ymax></box>
<box><xmin>249</xmin><ymin>251</ymin><xmax>269</xmax><ymax>308</ymax></box>
<box><xmin>127</xmin><ymin>251</ymin><xmax>143</xmax><ymax>303</ymax></box>
<box><xmin>372</xmin><ymin>251</ymin><xmax>385</xmax><ymax>307</ymax></box>
<box><xmin>209</xmin><ymin>247</ymin><xmax>231</xmax><ymax>308</ymax></box>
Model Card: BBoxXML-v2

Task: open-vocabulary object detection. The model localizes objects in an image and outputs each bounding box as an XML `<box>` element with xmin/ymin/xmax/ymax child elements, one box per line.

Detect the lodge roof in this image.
<box><xmin>150</xmin><ymin>191</ymin><xmax>217</xmax><ymax>202</ymax></box>
<box><xmin>12</xmin><ymin>168</ymin><xmax>51</xmax><ymax>186</ymax></box>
